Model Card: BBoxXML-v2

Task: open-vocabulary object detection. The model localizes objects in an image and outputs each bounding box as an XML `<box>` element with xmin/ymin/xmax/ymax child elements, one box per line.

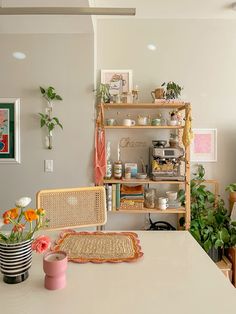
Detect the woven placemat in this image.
<box><xmin>51</xmin><ymin>230</ymin><xmax>143</xmax><ymax>263</ymax></box>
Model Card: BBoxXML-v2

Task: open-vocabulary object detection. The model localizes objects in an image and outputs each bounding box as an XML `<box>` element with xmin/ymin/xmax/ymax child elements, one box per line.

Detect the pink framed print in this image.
<box><xmin>101</xmin><ymin>69</ymin><xmax>133</xmax><ymax>96</ymax></box>
<box><xmin>190</xmin><ymin>128</ymin><xmax>217</xmax><ymax>162</ymax></box>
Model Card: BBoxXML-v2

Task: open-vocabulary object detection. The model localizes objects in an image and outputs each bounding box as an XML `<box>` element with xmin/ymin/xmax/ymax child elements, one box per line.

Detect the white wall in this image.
<box><xmin>0</xmin><ymin>33</ymin><xmax>94</xmax><ymax>209</ymax></box>
<box><xmin>97</xmin><ymin>18</ymin><xmax>236</xmax><ymax>229</ymax></box>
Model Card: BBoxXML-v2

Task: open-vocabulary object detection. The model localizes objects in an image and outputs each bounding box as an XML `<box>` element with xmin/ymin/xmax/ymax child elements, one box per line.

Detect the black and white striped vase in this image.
<box><xmin>0</xmin><ymin>238</ymin><xmax>33</xmax><ymax>284</ymax></box>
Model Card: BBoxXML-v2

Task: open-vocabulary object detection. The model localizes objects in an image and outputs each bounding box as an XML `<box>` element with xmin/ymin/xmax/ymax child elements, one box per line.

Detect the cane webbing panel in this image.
<box><xmin>36</xmin><ymin>187</ymin><xmax>107</xmax><ymax>230</ymax></box>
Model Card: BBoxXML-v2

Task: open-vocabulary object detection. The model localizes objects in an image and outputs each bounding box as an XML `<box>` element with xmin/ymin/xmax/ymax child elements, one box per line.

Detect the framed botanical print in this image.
<box><xmin>190</xmin><ymin>128</ymin><xmax>217</xmax><ymax>162</ymax></box>
<box><xmin>0</xmin><ymin>98</ymin><xmax>20</xmax><ymax>163</ymax></box>
<box><xmin>101</xmin><ymin>69</ymin><xmax>133</xmax><ymax>96</ymax></box>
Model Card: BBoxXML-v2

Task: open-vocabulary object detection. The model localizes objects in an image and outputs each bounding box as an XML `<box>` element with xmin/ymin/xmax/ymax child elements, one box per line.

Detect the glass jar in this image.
<box><xmin>144</xmin><ymin>188</ymin><xmax>156</xmax><ymax>209</ymax></box>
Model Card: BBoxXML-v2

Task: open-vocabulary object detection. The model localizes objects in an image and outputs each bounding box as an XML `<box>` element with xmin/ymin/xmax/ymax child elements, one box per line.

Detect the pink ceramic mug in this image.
<box><xmin>43</xmin><ymin>251</ymin><xmax>68</xmax><ymax>290</ymax></box>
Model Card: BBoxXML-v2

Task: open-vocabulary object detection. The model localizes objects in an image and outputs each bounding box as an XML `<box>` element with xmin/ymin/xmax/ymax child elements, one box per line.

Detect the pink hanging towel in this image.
<box><xmin>94</xmin><ymin>108</ymin><xmax>106</xmax><ymax>185</ymax></box>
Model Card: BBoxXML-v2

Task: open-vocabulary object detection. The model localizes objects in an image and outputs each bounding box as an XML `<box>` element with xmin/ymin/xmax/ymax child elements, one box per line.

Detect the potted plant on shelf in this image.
<box><xmin>38</xmin><ymin>86</ymin><xmax>63</xmax><ymax>149</ymax></box>
<box><xmin>0</xmin><ymin>197</ymin><xmax>50</xmax><ymax>284</ymax></box>
<box><xmin>178</xmin><ymin>165</ymin><xmax>236</xmax><ymax>262</ymax></box>
<box><xmin>161</xmin><ymin>81</ymin><xmax>183</xmax><ymax>100</ymax></box>
<box><xmin>225</xmin><ymin>183</ymin><xmax>236</xmax><ymax>213</ymax></box>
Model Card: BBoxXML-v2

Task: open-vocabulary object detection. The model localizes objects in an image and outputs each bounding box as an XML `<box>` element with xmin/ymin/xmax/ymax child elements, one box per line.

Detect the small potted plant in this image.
<box><xmin>225</xmin><ymin>183</ymin><xmax>236</xmax><ymax>213</ymax></box>
<box><xmin>161</xmin><ymin>81</ymin><xmax>183</xmax><ymax>100</ymax></box>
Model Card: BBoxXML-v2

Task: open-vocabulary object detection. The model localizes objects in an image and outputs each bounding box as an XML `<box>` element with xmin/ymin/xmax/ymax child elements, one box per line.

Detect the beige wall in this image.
<box><xmin>97</xmin><ymin>18</ymin><xmax>236</xmax><ymax>228</ymax></box>
<box><xmin>97</xmin><ymin>18</ymin><xmax>236</xmax><ymax>192</ymax></box>
<box><xmin>0</xmin><ymin>34</ymin><xmax>94</xmax><ymax>209</ymax></box>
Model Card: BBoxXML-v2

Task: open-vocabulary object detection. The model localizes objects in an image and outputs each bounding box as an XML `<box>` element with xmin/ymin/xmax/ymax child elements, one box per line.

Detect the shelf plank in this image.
<box><xmin>110</xmin><ymin>208</ymin><xmax>186</xmax><ymax>214</ymax></box>
<box><xmin>101</xmin><ymin>102</ymin><xmax>186</xmax><ymax>109</ymax></box>
<box><xmin>104</xmin><ymin>125</ymin><xmax>184</xmax><ymax>129</ymax></box>
<box><xmin>103</xmin><ymin>178</ymin><xmax>185</xmax><ymax>184</ymax></box>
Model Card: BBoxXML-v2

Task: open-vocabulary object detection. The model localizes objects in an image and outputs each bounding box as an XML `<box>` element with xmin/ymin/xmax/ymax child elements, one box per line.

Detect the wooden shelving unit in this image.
<box><xmin>104</xmin><ymin>125</ymin><xmax>184</xmax><ymax>129</ymax></box>
<box><xmin>111</xmin><ymin>208</ymin><xmax>186</xmax><ymax>214</ymax></box>
<box><xmin>98</xmin><ymin>101</ymin><xmax>191</xmax><ymax>230</ymax></box>
<box><xmin>103</xmin><ymin>178</ymin><xmax>185</xmax><ymax>184</ymax></box>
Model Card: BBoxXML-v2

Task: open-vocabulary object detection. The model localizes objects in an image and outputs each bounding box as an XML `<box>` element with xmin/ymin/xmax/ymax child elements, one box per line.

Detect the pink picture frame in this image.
<box><xmin>190</xmin><ymin>128</ymin><xmax>217</xmax><ymax>162</ymax></box>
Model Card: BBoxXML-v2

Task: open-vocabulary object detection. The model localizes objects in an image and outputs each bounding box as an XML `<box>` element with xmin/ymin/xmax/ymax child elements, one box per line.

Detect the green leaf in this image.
<box><xmin>40</xmin><ymin>119</ymin><xmax>46</xmax><ymax>128</ymax></box>
<box><xmin>48</xmin><ymin>123</ymin><xmax>55</xmax><ymax>131</ymax></box>
<box><xmin>214</xmin><ymin>239</ymin><xmax>224</xmax><ymax>249</ymax></box>
<box><xmin>203</xmin><ymin>238</ymin><xmax>212</xmax><ymax>252</ymax></box>
<box><xmin>219</xmin><ymin>228</ymin><xmax>230</xmax><ymax>243</ymax></box>
<box><xmin>55</xmin><ymin>95</ymin><xmax>63</xmax><ymax>100</ymax></box>
<box><xmin>231</xmin><ymin>221</ymin><xmax>236</xmax><ymax>226</ymax></box>
<box><xmin>39</xmin><ymin>86</ymin><xmax>45</xmax><ymax>94</ymax></box>
<box><xmin>58</xmin><ymin>123</ymin><xmax>63</xmax><ymax>130</ymax></box>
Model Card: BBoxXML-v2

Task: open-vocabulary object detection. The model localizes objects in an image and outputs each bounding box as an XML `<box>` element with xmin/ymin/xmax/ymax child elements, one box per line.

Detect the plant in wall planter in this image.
<box><xmin>38</xmin><ymin>86</ymin><xmax>63</xmax><ymax>149</ymax></box>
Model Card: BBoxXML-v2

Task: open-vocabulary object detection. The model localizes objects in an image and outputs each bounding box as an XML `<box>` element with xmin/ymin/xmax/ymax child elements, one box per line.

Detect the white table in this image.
<box><xmin>0</xmin><ymin>231</ymin><xmax>236</xmax><ymax>314</ymax></box>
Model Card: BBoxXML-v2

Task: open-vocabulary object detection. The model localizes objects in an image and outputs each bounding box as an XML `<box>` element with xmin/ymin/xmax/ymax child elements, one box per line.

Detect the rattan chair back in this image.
<box><xmin>36</xmin><ymin>186</ymin><xmax>107</xmax><ymax>230</ymax></box>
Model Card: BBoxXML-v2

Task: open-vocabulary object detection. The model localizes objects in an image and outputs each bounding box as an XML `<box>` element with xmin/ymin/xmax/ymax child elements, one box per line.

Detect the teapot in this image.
<box><xmin>151</xmin><ymin>88</ymin><xmax>165</xmax><ymax>101</ymax></box>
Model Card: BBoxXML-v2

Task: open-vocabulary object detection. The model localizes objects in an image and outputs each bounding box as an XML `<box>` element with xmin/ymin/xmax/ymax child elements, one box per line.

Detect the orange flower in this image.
<box><xmin>2</xmin><ymin>208</ymin><xmax>18</xmax><ymax>224</ymax></box>
<box><xmin>3</xmin><ymin>210</ymin><xmax>11</xmax><ymax>224</ymax></box>
<box><xmin>24</xmin><ymin>209</ymin><xmax>38</xmax><ymax>222</ymax></box>
<box><xmin>9</xmin><ymin>208</ymin><xmax>18</xmax><ymax>219</ymax></box>
<box><xmin>37</xmin><ymin>208</ymin><xmax>45</xmax><ymax>216</ymax></box>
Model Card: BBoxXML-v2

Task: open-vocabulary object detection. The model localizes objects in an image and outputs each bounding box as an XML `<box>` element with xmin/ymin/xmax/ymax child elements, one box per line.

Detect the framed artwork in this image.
<box><xmin>0</xmin><ymin>98</ymin><xmax>20</xmax><ymax>163</ymax></box>
<box><xmin>190</xmin><ymin>128</ymin><xmax>217</xmax><ymax>162</ymax></box>
<box><xmin>101</xmin><ymin>69</ymin><xmax>133</xmax><ymax>95</ymax></box>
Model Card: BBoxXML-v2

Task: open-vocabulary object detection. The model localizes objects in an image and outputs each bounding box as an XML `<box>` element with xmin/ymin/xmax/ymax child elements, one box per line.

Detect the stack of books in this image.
<box><xmin>105</xmin><ymin>184</ymin><xmax>121</xmax><ymax>211</ymax></box>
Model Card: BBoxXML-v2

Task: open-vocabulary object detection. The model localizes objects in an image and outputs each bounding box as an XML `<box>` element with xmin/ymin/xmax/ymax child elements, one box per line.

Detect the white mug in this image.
<box><xmin>122</xmin><ymin>119</ymin><xmax>136</xmax><ymax>127</ymax></box>
<box><xmin>166</xmin><ymin>191</ymin><xmax>177</xmax><ymax>202</ymax></box>
<box><xmin>159</xmin><ymin>204</ymin><xmax>169</xmax><ymax>210</ymax></box>
<box><xmin>137</xmin><ymin>116</ymin><xmax>148</xmax><ymax>126</ymax></box>
<box><xmin>158</xmin><ymin>197</ymin><xmax>168</xmax><ymax>205</ymax></box>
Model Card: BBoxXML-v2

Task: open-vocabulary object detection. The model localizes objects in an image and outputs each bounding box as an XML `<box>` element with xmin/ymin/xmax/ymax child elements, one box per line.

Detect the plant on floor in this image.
<box><xmin>38</xmin><ymin>86</ymin><xmax>63</xmax><ymax>149</ymax></box>
<box><xmin>161</xmin><ymin>81</ymin><xmax>183</xmax><ymax>100</ymax></box>
<box><xmin>178</xmin><ymin>165</ymin><xmax>236</xmax><ymax>257</ymax></box>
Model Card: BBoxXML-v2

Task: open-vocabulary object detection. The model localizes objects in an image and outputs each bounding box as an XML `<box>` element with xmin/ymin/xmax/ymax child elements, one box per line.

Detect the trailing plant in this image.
<box><xmin>96</xmin><ymin>83</ymin><xmax>111</xmax><ymax>103</ymax></box>
<box><xmin>161</xmin><ymin>81</ymin><xmax>183</xmax><ymax>100</ymax></box>
<box><xmin>178</xmin><ymin>165</ymin><xmax>236</xmax><ymax>252</ymax></box>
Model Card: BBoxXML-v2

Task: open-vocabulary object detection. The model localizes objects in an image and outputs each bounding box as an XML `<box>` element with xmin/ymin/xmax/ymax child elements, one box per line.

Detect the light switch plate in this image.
<box><xmin>44</xmin><ymin>160</ymin><xmax>53</xmax><ymax>172</ymax></box>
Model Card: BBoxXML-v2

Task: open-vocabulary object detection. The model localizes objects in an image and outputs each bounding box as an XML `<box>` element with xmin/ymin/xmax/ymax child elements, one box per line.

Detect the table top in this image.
<box><xmin>0</xmin><ymin>231</ymin><xmax>236</xmax><ymax>314</ymax></box>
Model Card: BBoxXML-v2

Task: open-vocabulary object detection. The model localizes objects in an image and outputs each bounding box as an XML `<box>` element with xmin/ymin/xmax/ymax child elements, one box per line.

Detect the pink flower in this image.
<box><xmin>32</xmin><ymin>235</ymin><xmax>51</xmax><ymax>253</ymax></box>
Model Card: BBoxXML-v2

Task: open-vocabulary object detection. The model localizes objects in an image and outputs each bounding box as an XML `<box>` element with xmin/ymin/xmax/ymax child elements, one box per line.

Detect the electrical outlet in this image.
<box><xmin>44</xmin><ymin>160</ymin><xmax>53</xmax><ymax>172</ymax></box>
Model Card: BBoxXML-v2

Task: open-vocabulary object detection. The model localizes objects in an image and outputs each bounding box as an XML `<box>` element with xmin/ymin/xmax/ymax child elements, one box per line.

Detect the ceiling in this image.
<box><xmin>0</xmin><ymin>0</ymin><xmax>236</xmax><ymax>34</ymax></box>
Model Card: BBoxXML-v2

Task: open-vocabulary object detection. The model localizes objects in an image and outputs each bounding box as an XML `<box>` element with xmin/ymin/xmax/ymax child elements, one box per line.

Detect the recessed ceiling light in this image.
<box><xmin>147</xmin><ymin>44</ymin><xmax>157</xmax><ymax>51</ymax></box>
<box><xmin>12</xmin><ymin>52</ymin><xmax>26</xmax><ymax>60</ymax></box>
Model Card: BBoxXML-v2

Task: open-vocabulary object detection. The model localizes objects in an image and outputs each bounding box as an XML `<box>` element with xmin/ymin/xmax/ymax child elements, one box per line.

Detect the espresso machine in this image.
<box><xmin>149</xmin><ymin>140</ymin><xmax>185</xmax><ymax>181</ymax></box>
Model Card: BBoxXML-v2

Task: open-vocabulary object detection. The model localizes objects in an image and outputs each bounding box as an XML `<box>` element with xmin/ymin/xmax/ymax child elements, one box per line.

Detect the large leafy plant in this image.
<box><xmin>178</xmin><ymin>165</ymin><xmax>236</xmax><ymax>252</ymax></box>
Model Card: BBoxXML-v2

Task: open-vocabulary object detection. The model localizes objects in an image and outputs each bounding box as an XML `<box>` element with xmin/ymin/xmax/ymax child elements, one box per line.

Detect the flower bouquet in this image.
<box><xmin>0</xmin><ymin>197</ymin><xmax>50</xmax><ymax>284</ymax></box>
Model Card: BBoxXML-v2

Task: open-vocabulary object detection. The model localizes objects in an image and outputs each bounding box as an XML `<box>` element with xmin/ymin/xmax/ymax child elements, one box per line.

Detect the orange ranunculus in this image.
<box><xmin>2</xmin><ymin>208</ymin><xmax>19</xmax><ymax>224</ymax></box>
<box><xmin>9</xmin><ymin>208</ymin><xmax>18</xmax><ymax>219</ymax></box>
<box><xmin>37</xmin><ymin>208</ymin><xmax>45</xmax><ymax>216</ymax></box>
<box><xmin>3</xmin><ymin>210</ymin><xmax>11</xmax><ymax>224</ymax></box>
<box><xmin>24</xmin><ymin>209</ymin><xmax>38</xmax><ymax>222</ymax></box>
